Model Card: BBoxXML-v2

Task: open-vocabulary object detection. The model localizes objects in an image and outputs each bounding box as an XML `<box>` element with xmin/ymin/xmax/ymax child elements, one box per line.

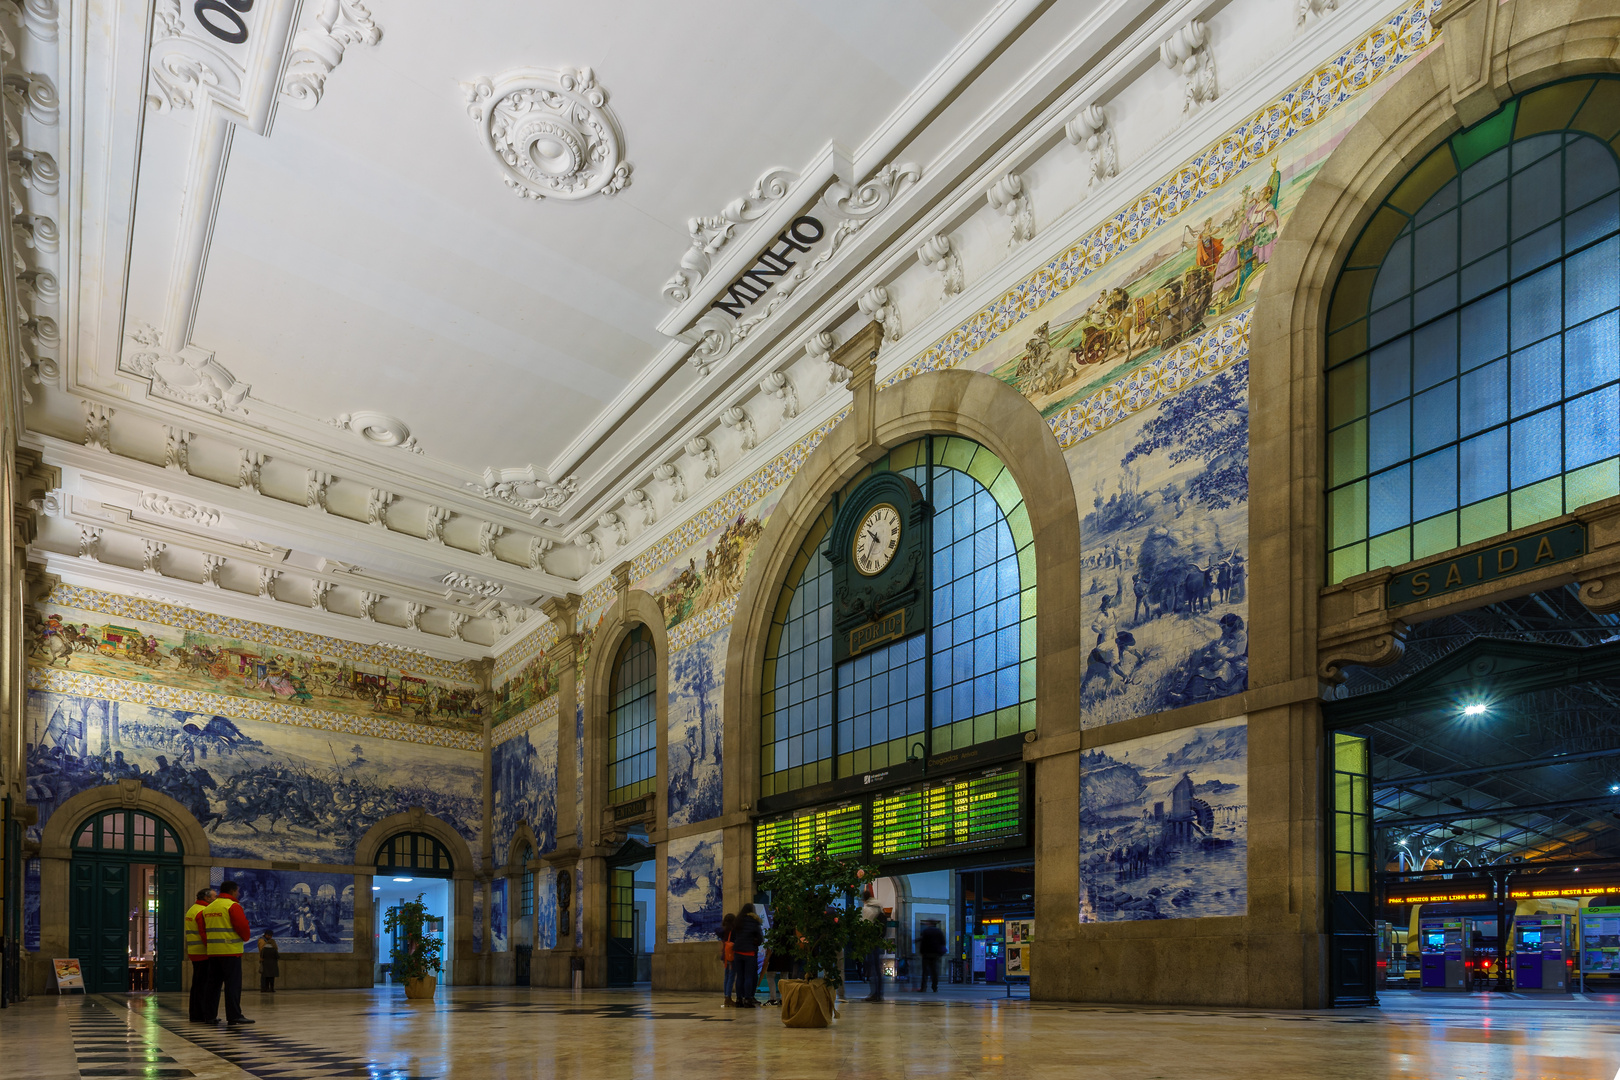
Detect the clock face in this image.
<box><xmin>853</xmin><ymin>504</ymin><xmax>902</xmax><ymax>576</ymax></box>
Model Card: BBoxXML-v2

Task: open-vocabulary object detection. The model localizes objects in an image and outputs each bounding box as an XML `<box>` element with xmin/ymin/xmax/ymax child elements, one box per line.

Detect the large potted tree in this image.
<box><xmin>763</xmin><ymin>839</ymin><xmax>886</xmax><ymax>1028</ymax></box>
<box><xmin>383</xmin><ymin>893</ymin><xmax>444</xmax><ymax>1001</ymax></box>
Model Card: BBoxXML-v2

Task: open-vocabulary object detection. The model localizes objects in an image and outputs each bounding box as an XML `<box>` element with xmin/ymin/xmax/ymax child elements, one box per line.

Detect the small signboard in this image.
<box><xmin>51</xmin><ymin>958</ymin><xmax>84</xmax><ymax>994</ymax></box>
<box><xmin>1387</xmin><ymin>523</ymin><xmax>1585</xmax><ymax>607</ymax></box>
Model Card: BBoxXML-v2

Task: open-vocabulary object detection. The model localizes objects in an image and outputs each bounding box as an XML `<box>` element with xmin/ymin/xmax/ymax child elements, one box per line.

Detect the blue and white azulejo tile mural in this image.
<box><xmin>666</xmin><ymin>829</ymin><xmax>723</xmax><ymax>945</ymax></box>
<box><xmin>211</xmin><ymin>866</ymin><xmax>355</xmax><ymax>952</ymax></box>
<box><xmin>667</xmin><ymin>627</ymin><xmax>727</xmax><ymax>827</ymax></box>
<box><xmin>492</xmin><ymin>709</ymin><xmax>558</xmax><ymax>863</ymax></box>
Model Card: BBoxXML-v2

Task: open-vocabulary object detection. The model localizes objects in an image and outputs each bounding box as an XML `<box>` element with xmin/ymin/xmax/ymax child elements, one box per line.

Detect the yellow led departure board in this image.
<box><xmin>758</xmin><ymin>765</ymin><xmax>1025</xmax><ymax>872</ymax></box>
<box><xmin>754</xmin><ymin>803</ymin><xmax>864</xmax><ymax>874</ymax></box>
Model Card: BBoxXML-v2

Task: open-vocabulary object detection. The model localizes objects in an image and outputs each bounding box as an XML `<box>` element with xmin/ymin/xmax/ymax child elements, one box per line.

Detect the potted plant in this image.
<box><xmin>383</xmin><ymin>893</ymin><xmax>444</xmax><ymax>1001</ymax></box>
<box><xmin>762</xmin><ymin>838</ymin><xmax>886</xmax><ymax>1028</ymax></box>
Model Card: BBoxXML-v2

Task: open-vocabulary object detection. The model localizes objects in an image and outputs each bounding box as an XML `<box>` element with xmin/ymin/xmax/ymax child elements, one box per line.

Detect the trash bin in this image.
<box><xmin>570</xmin><ymin>954</ymin><xmax>585</xmax><ymax>992</ymax></box>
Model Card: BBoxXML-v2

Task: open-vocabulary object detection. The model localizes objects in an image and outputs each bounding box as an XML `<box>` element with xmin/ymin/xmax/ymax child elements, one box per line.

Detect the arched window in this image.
<box><xmin>760</xmin><ymin>436</ymin><xmax>1036</xmax><ymax>797</ymax></box>
<box><xmin>1326</xmin><ymin>78</ymin><xmax>1620</xmax><ymax>583</ymax></box>
<box><xmin>73</xmin><ymin>810</ymin><xmax>182</xmax><ymax>857</ymax></box>
<box><xmin>375</xmin><ymin>831</ymin><xmax>454</xmax><ymax>876</ymax></box>
<box><xmin>608</xmin><ymin>626</ymin><xmax>657</xmax><ymax>804</ymax></box>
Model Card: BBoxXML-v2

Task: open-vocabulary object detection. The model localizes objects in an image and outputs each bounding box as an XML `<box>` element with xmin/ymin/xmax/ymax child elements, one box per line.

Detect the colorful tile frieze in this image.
<box><xmin>44</xmin><ymin>584</ymin><xmax>479</xmax><ymax>683</ymax></box>
<box><xmin>26</xmin><ymin>666</ymin><xmax>482</xmax><ymax>751</ymax></box>
<box><xmin>30</xmin><ymin>594</ymin><xmax>484</xmax><ymax>734</ymax></box>
<box><xmin>881</xmin><ymin>0</ymin><xmax>1437</xmax><ymax>392</ymax></box>
<box><xmin>668</xmin><ymin>594</ymin><xmax>738</xmax><ymax>653</ymax></box>
<box><xmin>492</xmin><ymin>618</ymin><xmax>560</xmax><ymax>683</ymax></box>
<box><xmin>492</xmin><ymin>694</ymin><xmax>559</xmax><ymax>748</ymax></box>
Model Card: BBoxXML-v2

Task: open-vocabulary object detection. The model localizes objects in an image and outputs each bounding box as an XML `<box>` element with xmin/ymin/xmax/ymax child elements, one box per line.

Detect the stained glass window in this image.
<box><xmin>1327</xmin><ymin>79</ymin><xmax>1620</xmax><ymax>583</ymax></box>
<box><xmin>73</xmin><ymin>811</ymin><xmax>181</xmax><ymax>856</ymax></box>
<box><xmin>608</xmin><ymin>625</ymin><xmax>657</xmax><ymax>803</ymax></box>
<box><xmin>760</xmin><ymin>437</ymin><xmax>1037</xmax><ymax>797</ymax></box>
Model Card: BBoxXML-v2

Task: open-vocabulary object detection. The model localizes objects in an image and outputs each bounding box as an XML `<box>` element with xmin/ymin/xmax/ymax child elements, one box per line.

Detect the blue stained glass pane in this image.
<box><xmin>837</xmin><ymin>719</ymin><xmax>851</xmax><ymax>748</ymax></box>
<box><xmin>908</xmin><ymin>634</ymin><xmax>926</xmax><ymax>662</ymax></box>
<box><xmin>1460</xmin><ymin>182</ymin><xmax>1508</xmax><ymax>260</ymax></box>
<box><xmin>1369</xmin><ymin>404</ymin><xmax>1411</xmax><ymax>470</ymax></box>
<box><xmin>932</xmin><ymin>689</ymin><xmax>950</xmax><ymax>720</ymax></box>
<box><xmin>908</xmin><ymin>660</ymin><xmax>925</xmax><ymax>697</ymax></box>
<box><xmin>1511</xmin><ymin>154</ymin><xmax>1561</xmax><ymax>238</ymax></box>
<box><xmin>1415</xmin><ymin>274</ymin><xmax>1458</xmax><ymax>323</ymax></box>
<box><xmin>1511</xmin><ymin>265</ymin><xmax>1563</xmax><ymax>349</ymax></box>
<box><xmin>1512</xmin><ymin>222</ymin><xmax>1562</xmax><ymax>277</ymax></box>
<box><xmin>996</xmin><ymin>595</ymin><xmax>1019</xmax><ymax>630</ymax></box>
<box><xmin>955</xmin><ymin>536</ymin><xmax>976</xmax><ymax>582</ymax></box>
<box><xmin>1369</xmin><ymin>300</ymin><xmax>1411</xmax><ymax>347</ymax></box>
<box><xmin>934</xmin><ymin>506</ymin><xmax>954</xmax><ymax>545</ymax></box>
<box><xmin>1414</xmin><ymin>213</ymin><xmax>1457</xmax><ymax>287</ymax></box>
<box><xmin>1565</xmin><ymin>237</ymin><xmax>1620</xmax><ymax>325</ymax></box>
<box><xmin>787</xmin><ymin>738</ymin><xmax>801</xmax><ymax>767</ymax></box>
<box><xmin>932</xmin><ymin>651</ymin><xmax>950</xmax><ymax>686</ymax></box>
<box><xmin>997</xmin><ymin>524</ymin><xmax>1016</xmax><ymax>560</ymax></box>
<box><xmin>1369</xmin><ymin>337</ymin><xmax>1411</xmax><ymax>410</ymax></box>
<box><xmin>1412</xmin><ymin>382</ymin><xmax>1458</xmax><ymax>453</ymax></box>
<box><xmin>974</xmin><ymin>604</ymin><xmax>994</xmax><ymax>641</ymax></box>
<box><xmin>1369</xmin><ymin>465</ymin><xmax>1411</xmax><ymax>534</ymax></box>
<box><xmin>1460</xmin><ymin>359</ymin><xmax>1507</xmax><ymax>435</ymax></box>
<box><xmin>853</xmin><ymin>653</ymin><xmax>870</xmax><ymax>680</ymax></box>
<box><xmin>870</xmin><ymin>646</ymin><xmax>890</xmax><ymax>673</ymax></box>
<box><xmin>996</xmin><ymin>625</ymin><xmax>1019</xmax><ymax>666</ymax></box>
<box><xmin>1460</xmin><ymin>428</ymin><xmax>1509</xmax><ymax>503</ymax></box>
<box><xmin>975</xmin><ymin>565</ymin><xmax>996</xmax><ymax>609</ymax></box>
<box><xmin>775</xmin><ymin>744</ymin><xmax>787</xmax><ymax>771</ymax></box>
<box><xmin>1461</xmin><ymin>150</ymin><xmax>1508</xmax><ymax>199</ymax></box>
<box><xmin>853</xmin><ymin>715</ymin><xmax>870</xmax><ymax>750</ymax></box>
<box><xmin>1567</xmin><ymin>193</ymin><xmax>1620</xmax><ymax>251</ymax></box>
<box><xmin>1510</xmin><ymin>337</ymin><xmax>1562</xmax><ymax>416</ymax></box>
<box><xmin>1418</xmin><ymin>178</ymin><xmax>1458</xmax><ymax>224</ymax></box>
<box><xmin>1412</xmin><ymin>447</ymin><xmax>1459</xmax><ymax>519</ymax></box>
<box><xmin>953</xmin><ymin>500</ymin><xmax>973</xmax><ymax>539</ymax></box>
<box><xmin>976</xmin><ymin>489</ymin><xmax>996</xmax><ymax>530</ymax></box>
<box><xmin>908</xmin><ymin>698</ymin><xmax>925</xmax><ymax>733</ymax></box>
<box><xmin>888</xmin><ymin>666</ymin><xmax>906</xmax><ymax>701</ymax></box>
<box><xmin>1567</xmin><ymin>312</ymin><xmax>1620</xmax><ymax>394</ymax></box>
<box><xmin>952</xmin><ymin>643</ymin><xmax>972</xmax><ymax>682</ymax></box>
<box><xmin>997</xmin><ymin>558</ymin><xmax>1019</xmax><ymax>598</ymax></box>
<box><xmin>1566</xmin><ymin>136</ymin><xmax>1620</xmax><ymax>208</ymax></box>
<box><xmin>817</xmin><ymin>728</ymin><xmax>831</xmax><ymax>760</ymax></box>
<box><xmin>933</xmin><ymin>552</ymin><xmax>953</xmax><ymax>590</ymax></box>
<box><xmin>1460</xmin><ymin>291</ymin><xmax>1509</xmax><ymax>370</ymax></box>
<box><xmin>974</xmin><ymin>526</ymin><xmax>997</xmax><ymax>568</ymax></box>
<box><xmin>870</xmin><ymin>672</ymin><xmax>889</xmax><ymax>708</ymax></box>
<box><xmin>953</xmin><ymin>614</ymin><xmax>973</xmax><ymax>649</ymax></box>
<box><xmin>1511</xmin><ymin>132</ymin><xmax>1561</xmax><ymax>172</ymax></box>
<box><xmin>1461</xmin><ymin>250</ymin><xmax>1509</xmax><ymax>302</ymax></box>
<box><xmin>953</xmin><ymin>577</ymin><xmax>974</xmax><ymax>618</ymax></box>
<box><xmin>852</xmin><ymin>679</ymin><xmax>869</xmax><ymax>714</ymax></box>
<box><xmin>1372</xmin><ymin>233</ymin><xmax>1412</xmax><ymax>306</ymax></box>
<box><xmin>1566</xmin><ymin>386</ymin><xmax>1620</xmax><ymax>467</ymax></box>
<box><xmin>952</xmin><ymin>683</ymin><xmax>971</xmax><ymax>723</ymax></box>
<box><xmin>1413</xmin><ymin>314</ymin><xmax>1458</xmax><ymax>391</ymax></box>
<box><xmin>1510</xmin><ymin>408</ymin><xmax>1562</xmax><ymax>484</ymax></box>
<box><xmin>974</xmin><ymin>674</ymin><xmax>995</xmax><ymax>714</ymax></box>
<box><xmin>996</xmin><ymin>666</ymin><xmax>1019</xmax><ymax>708</ymax></box>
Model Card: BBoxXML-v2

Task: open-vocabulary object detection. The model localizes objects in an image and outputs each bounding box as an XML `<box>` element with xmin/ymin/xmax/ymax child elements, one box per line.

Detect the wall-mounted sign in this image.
<box><xmin>1386</xmin><ymin>523</ymin><xmax>1586</xmax><ymax>607</ymax></box>
<box><xmin>710</xmin><ymin>217</ymin><xmax>826</xmax><ymax>319</ymax></box>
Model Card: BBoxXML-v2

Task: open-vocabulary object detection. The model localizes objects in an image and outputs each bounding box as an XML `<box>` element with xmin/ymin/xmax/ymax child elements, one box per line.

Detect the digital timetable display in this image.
<box><xmin>754</xmin><ymin>803</ymin><xmax>864</xmax><ymax>874</ymax></box>
<box><xmin>755</xmin><ymin>764</ymin><xmax>1026</xmax><ymax>873</ymax></box>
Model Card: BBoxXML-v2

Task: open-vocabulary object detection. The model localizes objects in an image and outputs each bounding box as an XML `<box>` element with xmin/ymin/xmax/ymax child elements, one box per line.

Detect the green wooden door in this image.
<box><xmin>155</xmin><ymin>864</ymin><xmax>184</xmax><ymax>991</ymax></box>
<box><xmin>70</xmin><ymin>857</ymin><xmax>129</xmax><ymax>993</ymax></box>
<box><xmin>606</xmin><ymin>866</ymin><xmax>636</xmax><ymax>987</ymax></box>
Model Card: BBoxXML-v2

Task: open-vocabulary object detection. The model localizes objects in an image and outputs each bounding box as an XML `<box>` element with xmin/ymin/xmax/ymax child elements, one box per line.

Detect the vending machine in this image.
<box><xmin>1419</xmin><ymin>918</ymin><xmax>1470</xmax><ymax>990</ymax></box>
<box><xmin>1513</xmin><ymin>914</ymin><xmax>1572</xmax><ymax>992</ymax></box>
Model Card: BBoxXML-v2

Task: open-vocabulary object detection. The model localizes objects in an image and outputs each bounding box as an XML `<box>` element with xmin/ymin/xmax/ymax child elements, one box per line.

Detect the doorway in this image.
<box><xmin>68</xmin><ymin>809</ymin><xmax>184</xmax><ymax>993</ymax></box>
<box><xmin>606</xmin><ymin>839</ymin><xmax>654</xmax><ymax>986</ymax></box>
<box><xmin>372</xmin><ymin>832</ymin><xmax>455</xmax><ymax>986</ymax></box>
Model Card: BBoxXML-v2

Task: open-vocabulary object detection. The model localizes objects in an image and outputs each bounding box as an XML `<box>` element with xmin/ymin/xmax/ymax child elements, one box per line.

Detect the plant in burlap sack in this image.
<box><xmin>383</xmin><ymin>893</ymin><xmax>444</xmax><ymax>980</ymax></box>
<box><xmin>762</xmin><ymin>838</ymin><xmax>885</xmax><ymax>991</ymax></box>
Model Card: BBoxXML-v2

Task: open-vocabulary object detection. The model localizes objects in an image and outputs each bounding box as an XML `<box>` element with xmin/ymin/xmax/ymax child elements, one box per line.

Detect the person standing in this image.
<box><xmin>201</xmin><ymin>881</ymin><xmax>254</xmax><ymax>1025</ymax></box>
<box><xmin>731</xmin><ymin>904</ymin><xmax>763</xmax><ymax>1008</ymax></box>
<box><xmin>764</xmin><ymin>913</ymin><xmax>794</xmax><ymax>1006</ymax></box>
<box><xmin>917</xmin><ymin>919</ymin><xmax>946</xmax><ymax>993</ymax></box>
<box><xmin>860</xmin><ymin>893</ymin><xmax>887</xmax><ymax>1001</ymax></box>
<box><xmin>257</xmin><ymin>930</ymin><xmax>280</xmax><ymax>993</ymax></box>
<box><xmin>717</xmin><ymin>912</ymin><xmax>737</xmax><ymax>1007</ymax></box>
<box><xmin>185</xmin><ymin>887</ymin><xmax>214</xmax><ymax>1022</ymax></box>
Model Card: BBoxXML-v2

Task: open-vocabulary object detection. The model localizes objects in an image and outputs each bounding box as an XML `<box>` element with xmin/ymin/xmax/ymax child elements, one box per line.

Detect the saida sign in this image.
<box><xmin>1386</xmin><ymin>523</ymin><xmax>1586</xmax><ymax>607</ymax></box>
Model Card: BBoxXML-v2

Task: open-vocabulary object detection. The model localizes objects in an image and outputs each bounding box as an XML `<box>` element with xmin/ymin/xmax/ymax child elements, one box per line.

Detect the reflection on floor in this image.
<box><xmin>4</xmin><ymin>985</ymin><xmax>1618</xmax><ymax>1080</ymax></box>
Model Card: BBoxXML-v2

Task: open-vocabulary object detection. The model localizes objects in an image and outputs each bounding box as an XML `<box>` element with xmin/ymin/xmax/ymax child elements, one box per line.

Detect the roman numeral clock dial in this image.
<box><xmin>854</xmin><ymin>504</ymin><xmax>901</xmax><ymax>576</ymax></box>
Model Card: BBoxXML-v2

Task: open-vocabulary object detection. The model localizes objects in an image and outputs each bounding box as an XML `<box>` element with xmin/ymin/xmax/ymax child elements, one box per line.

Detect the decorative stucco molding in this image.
<box><xmin>662</xmin><ymin>167</ymin><xmax>798</xmax><ymax>303</ymax></box>
<box><xmin>460</xmin><ymin>67</ymin><xmax>631</xmax><ymax>201</ymax></box>
<box><xmin>330</xmin><ymin>411</ymin><xmax>423</xmax><ymax>454</ymax></box>
<box><xmin>281</xmin><ymin>0</ymin><xmax>382</xmax><ymax>110</ymax></box>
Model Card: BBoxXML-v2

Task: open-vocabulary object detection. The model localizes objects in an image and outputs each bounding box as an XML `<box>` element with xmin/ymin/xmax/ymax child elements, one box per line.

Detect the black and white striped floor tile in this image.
<box><xmin>153</xmin><ymin>1006</ymin><xmax>436</xmax><ymax>1080</ymax></box>
<box><xmin>69</xmin><ymin>1000</ymin><xmax>194</xmax><ymax>1079</ymax></box>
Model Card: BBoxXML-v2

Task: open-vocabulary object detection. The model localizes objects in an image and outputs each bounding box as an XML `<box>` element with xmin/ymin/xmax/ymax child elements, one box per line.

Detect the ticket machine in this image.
<box><xmin>1420</xmin><ymin>918</ymin><xmax>1470</xmax><ymax>990</ymax></box>
<box><xmin>1514</xmin><ymin>915</ymin><xmax>1572</xmax><ymax>992</ymax></box>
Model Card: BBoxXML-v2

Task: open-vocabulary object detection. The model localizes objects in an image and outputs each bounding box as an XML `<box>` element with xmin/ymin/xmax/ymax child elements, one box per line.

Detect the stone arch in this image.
<box><xmin>723</xmin><ymin>363</ymin><xmax>1083</xmax><ymax>826</ymax></box>
<box><xmin>582</xmin><ymin>589</ymin><xmax>670</xmax><ymax>840</ymax></box>
<box><xmin>353</xmin><ymin>807</ymin><xmax>476</xmax><ymax>879</ymax></box>
<box><xmin>1247</xmin><ymin>0</ymin><xmax>1620</xmax><ymax>687</ymax></box>
<box><xmin>507</xmin><ymin>821</ymin><xmax>540</xmax><ymax>870</ymax></box>
<box><xmin>39</xmin><ymin>780</ymin><xmax>211</xmax><ymax>860</ymax></box>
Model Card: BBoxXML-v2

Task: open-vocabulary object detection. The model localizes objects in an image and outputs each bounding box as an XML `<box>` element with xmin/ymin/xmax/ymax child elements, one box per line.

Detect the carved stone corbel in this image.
<box><xmin>1434</xmin><ymin>0</ymin><xmax>1507</xmax><ymax>126</ymax></box>
<box><xmin>834</xmin><ymin>321</ymin><xmax>883</xmax><ymax>458</ymax></box>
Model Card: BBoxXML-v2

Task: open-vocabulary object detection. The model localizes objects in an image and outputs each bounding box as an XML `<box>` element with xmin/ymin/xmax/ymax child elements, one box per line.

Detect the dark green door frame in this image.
<box><xmin>605</xmin><ymin>840</ymin><xmax>653</xmax><ymax>987</ymax></box>
<box><xmin>67</xmin><ymin>809</ymin><xmax>185</xmax><ymax>993</ymax></box>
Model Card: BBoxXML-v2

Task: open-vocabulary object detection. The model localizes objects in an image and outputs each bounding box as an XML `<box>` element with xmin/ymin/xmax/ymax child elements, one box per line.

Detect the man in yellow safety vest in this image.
<box><xmin>199</xmin><ymin>880</ymin><xmax>254</xmax><ymax>1025</ymax></box>
<box><xmin>184</xmin><ymin>887</ymin><xmax>214</xmax><ymax>1022</ymax></box>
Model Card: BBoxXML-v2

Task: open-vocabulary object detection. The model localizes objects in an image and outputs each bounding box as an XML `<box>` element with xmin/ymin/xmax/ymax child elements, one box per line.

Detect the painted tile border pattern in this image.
<box><xmin>881</xmin><ymin>0</ymin><xmax>1437</xmax><ymax>391</ymax></box>
<box><xmin>491</xmin><ymin>694</ymin><xmax>560</xmax><ymax>747</ymax></box>
<box><xmin>1049</xmin><ymin>309</ymin><xmax>1250</xmax><ymax>449</ymax></box>
<box><xmin>26</xmin><ymin>666</ymin><xmax>483</xmax><ymax>751</ymax></box>
<box><xmin>44</xmin><ymin>584</ymin><xmax>481</xmax><ymax>684</ymax></box>
<box><xmin>669</xmin><ymin>594</ymin><xmax>738</xmax><ymax>653</ymax></box>
<box><xmin>493</xmin><ymin>618</ymin><xmax>561</xmax><ymax>682</ymax></box>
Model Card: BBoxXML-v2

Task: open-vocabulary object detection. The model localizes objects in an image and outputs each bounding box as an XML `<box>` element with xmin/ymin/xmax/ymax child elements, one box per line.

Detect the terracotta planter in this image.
<box><xmin>403</xmin><ymin>975</ymin><xmax>437</xmax><ymax>1000</ymax></box>
<box><xmin>779</xmin><ymin>978</ymin><xmax>839</xmax><ymax>1028</ymax></box>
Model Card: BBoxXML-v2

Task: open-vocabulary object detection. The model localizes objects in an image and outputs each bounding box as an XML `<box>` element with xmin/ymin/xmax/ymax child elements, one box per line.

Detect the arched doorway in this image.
<box><xmin>372</xmin><ymin>831</ymin><xmax>454</xmax><ymax>985</ymax></box>
<box><xmin>606</xmin><ymin>837</ymin><xmax>654</xmax><ymax>987</ymax></box>
<box><xmin>69</xmin><ymin>809</ymin><xmax>185</xmax><ymax>993</ymax></box>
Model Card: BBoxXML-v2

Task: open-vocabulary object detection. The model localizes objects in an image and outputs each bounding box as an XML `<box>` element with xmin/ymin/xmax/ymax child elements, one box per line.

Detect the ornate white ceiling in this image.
<box><xmin>8</xmin><ymin>0</ymin><xmax>1380</xmax><ymax>656</ymax></box>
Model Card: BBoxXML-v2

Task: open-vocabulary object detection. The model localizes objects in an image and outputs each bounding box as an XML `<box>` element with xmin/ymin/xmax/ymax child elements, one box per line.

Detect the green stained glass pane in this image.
<box><xmin>1006</xmin><ymin>503</ymin><xmax>1033</xmax><ymax>549</ymax></box>
<box><xmin>974</xmin><ymin>713</ymin><xmax>995</xmax><ymax>744</ymax></box>
<box><xmin>967</xmin><ymin>446</ymin><xmax>1003</xmax><ymax>489</ymax></box>
<box><xmin>1412</xmin><ymin>512</ymin><xmax>1458</xmax><ymax>560</ymax></box>
<box><xmin>1019</xmin><ymin>618</ymin><xmax>1036</xmax><ymax>660</ymax></box>
<box><xmin>1019</xmin><ymin>701</ymin><xmax>1036</xmax><ymax>731</ymax></box>
<box><xmin>1328</xmin><ymin>419</ymin><xmax>1369</xmax><ymax>487</ymax></box>
<box><xmin>1020</xmin><ymin>587</ymin><xmax>1037</xmax><ymax>621</ymax></box>
<box><xmin>1330</xmin><ymin>543</ymin><xmax>1367</xmax><ymax>583</ymax></box>
<box><xmin>995</xmin><ymin>707</ymin><xmax>1019</xmax><ymax>739</ymax></box>
<box><xmin>1368</xmin><ymin>528</ymin><xmax>1410</xmax><ymax>571</ymax></box>
<box><xmin>1460</xmin><ymin>496</ymin><xmax>1509</xmax><ymax>545</ymax></box>
<box><xmin>989</xmin><ymin>470</ymin><xmax>1022</xmax><ymax>514</ymax></box>
<box><xmin>1017</xmin><ymin>544</ymin><xmax>1036</xmax><ymax>584</ymax></box>
<box><xmin>1327</xmin><ymin>358</ymin><xmax>1369</xmax><ymax>428</ymax></box>
<box><xmin>1451</xmin><ymin>98</ymin><xmax>1518</xmax><ymax>168</ymax></box>
<box><xmin>941</xmin><ymin>438</ymin><xmax>976</xmax><ymax>472</ymax></box>
<box><xmin>1335</xmin><ymin>733</ymin><xmax>1367</xmax><ymax>774</ymax></box>
<box><xmin>1567</xmin><ymin>457</ymin><xmax>1620</xmax><ymax>511</ymax></box>
<box><xmin>1511</xmin><ymin>477</ymin><xmax>1563</xmax><ymax>530</ymax></box>
<box><xmin>1329</xmin><ymin>481</ymin><xmax>1369</xmax><ymax>549</ymax></box>
<box><xmin>1019</xmin><ymin>658</ymin><xmax>1036</xmax><ymax>700</ymax></box>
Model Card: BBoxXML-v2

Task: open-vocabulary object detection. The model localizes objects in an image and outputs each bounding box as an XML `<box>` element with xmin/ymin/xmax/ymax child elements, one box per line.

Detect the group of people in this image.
<box><xmin>184</xmin><ymin>880</ymin><xmax>277</xmax><ymax>1026</ymax></box>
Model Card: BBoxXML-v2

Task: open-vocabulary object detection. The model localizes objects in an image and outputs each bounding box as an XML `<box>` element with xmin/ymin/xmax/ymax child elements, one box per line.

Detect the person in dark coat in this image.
<box><xmin>917</xmin><ymin>919</ymin><xmax>947</xmax><ymax>992</ymax></box>
<box><xmin>257</xmin><ymin>931</ymin><xmax>280</xmax><ymax>993</ymax></box>
<box><xmin>731</xmin><ymin>904</ymin><xmax>764</xmax><ymax>1007</ymax></box>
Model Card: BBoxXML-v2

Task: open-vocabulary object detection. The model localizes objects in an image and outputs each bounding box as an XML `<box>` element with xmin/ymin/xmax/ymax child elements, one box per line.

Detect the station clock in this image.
<box><xmin>823</xmin><ymin>472</ymin><xmax>930</xmax><ymax>663</ymax></box>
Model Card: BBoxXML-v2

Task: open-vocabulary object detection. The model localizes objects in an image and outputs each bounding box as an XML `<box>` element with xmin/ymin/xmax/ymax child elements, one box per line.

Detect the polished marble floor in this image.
<box><xmin>2</xmin><ymin>985</ymin><xmax>1618</xmax><ymax>1080</ymax></box>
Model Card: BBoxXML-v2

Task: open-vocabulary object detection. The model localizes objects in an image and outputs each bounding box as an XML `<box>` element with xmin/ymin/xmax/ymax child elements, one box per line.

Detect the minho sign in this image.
<box><xmin>710</xmin><ymin>217</ymin><xmax>826</xmax><ymax>318</ymax></box>
<box><xmin>1386</xmin><ymin>523</ymin><xmax>1586</xmax><ymax>607</ymax></box>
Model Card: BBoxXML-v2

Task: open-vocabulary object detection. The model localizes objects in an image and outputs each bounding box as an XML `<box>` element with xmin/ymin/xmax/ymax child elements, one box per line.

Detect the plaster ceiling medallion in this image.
<box><xmin>330</xmin><ymin>410</ymin><xmax>423</xmax><ymax>454</ymax></box>
<box><xmin>460</xmin><ymin>67</ymin><xmax>631</xmax><ymax>202</ymax></box>
<box><xmin>662</xmin><ymin>167</ymin><xmax>798</xmax><ymax>303</ymax></box>
<box><xmin>122</xmin><ymin>321</ymin><xmax>250</xmax><ymax>414</ymax></box>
